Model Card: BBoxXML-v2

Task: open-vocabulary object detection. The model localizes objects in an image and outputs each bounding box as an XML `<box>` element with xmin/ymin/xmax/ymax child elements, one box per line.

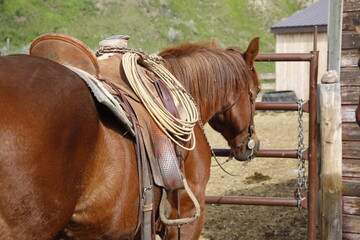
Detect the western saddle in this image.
<box><xmin>29</xmin><ymin>33</ymin><xmax>200</xmax><ymax>239</ymax></box>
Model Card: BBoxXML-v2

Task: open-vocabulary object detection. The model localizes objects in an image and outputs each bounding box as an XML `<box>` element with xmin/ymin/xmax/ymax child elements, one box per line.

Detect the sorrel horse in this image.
<box><xmin>0</xmin><ymin>37</ymin><xmax>260</xmax><ymax>239</ymax></box>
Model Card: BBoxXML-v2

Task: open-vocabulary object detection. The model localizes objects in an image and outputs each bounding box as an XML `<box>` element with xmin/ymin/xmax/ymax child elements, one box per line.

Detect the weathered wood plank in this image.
<box><xmin>343</xmin><ymin>123</ymin><xmax>360</xmax><ymax>141</ymax></box>
<box><xmin>341</xmin><ymin>49</ymin><xmax>360</xmax><ymax>68</ymax></box>
<box><xmin>343</xmin><ymin>159</ymin><xmax>360</xmax><ymax>177</ymax></box>
<box><xmin>342</xmin><ymin>178</ymin><xmax>360</xmax><ymax>196</ymax></box>
<box><xmin>343</xmin><ymin>0</ymin><xmax>360</xmax><ymax>12</ymax></box>
<box><xmin>341</xmin><ymin>86</ymin><xmax>360</xmax><ymax>104</ymax></box>
<box><xmin>343</xmin><ymin>12</ymin><xmax>360</xmax><ymax>31</ymax></box>
<box><xmin>343</xmin><ymin>141</ymin><xmax>360</xmax><ymax>159</ymax></box>
<box><xmin>342</xmin><ymin>105</ymin><xmax>357</xmax><ymax>123</ymax></box>
<box><xmin>343</xmin><ymin>214</ymin><xmax>360</xmax><ymax>233</ymax></box>
<box><xmin>343</xmin><ymin>232</ymin><xmax>360</xmax><ymax>240</ymax></box>
<box><xmin>344</xmin><ymin>196</ymin><xmax>360</xmax><ymax>215</ymax></box>
<box><xmin>341</xmin><ymin>69</ymin><xmax>360</xmax><ymax>86</ymax></box>
<box><xmin>342</xmin><ymin>31</ymin><xmax>360</xmax><ymax>49</ymax></box>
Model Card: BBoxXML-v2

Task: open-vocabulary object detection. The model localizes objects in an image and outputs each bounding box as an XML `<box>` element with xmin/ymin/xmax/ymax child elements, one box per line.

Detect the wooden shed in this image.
<box><xmin>271</xmin><ymin>0</ymin><xmax>328</xmax><ymax>100</ymax></box>
<box><xmin>341</xmin><ymin>0</ymin><xmax>360</xmax><ymax>238</ymax></box>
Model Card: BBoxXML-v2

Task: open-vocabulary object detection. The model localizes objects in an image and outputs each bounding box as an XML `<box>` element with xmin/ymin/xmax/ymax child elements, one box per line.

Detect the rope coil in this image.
<box><xmin>122</xmin><ymin>52</ymin><xmax>199</xmax><ymax>151</ymax></box>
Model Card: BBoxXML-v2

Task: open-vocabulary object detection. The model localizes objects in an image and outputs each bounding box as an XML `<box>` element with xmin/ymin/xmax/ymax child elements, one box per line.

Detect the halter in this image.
<box><xmin>215</xmin><ymin>88</ymin><xmax>257</xmax><ymax>153</ymax></box>
<box><xmin>236</xmin><ymin>88</ymin><xmax>256</xmax><ymax>150</ymax></box>
<box><xmin>215</xmin><ymin>94</ymin><xmax>241</xmax><ymax>115</ymax></box>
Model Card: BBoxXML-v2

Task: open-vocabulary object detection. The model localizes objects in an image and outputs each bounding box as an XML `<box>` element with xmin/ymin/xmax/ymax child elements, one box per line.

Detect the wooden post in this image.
<box><xmin>321</xmin><ymin>0</ymin><xmax>344</xmax><ymax>238</ymax></box>
<box><xmin>327</xmin><ymin>0</ymin><xmax>343</xmax><ymax>74</ymax></box>
<box><xmin>319</xmin><ymin>71</ymin><xmax>343</xmax><ymax>240</ymax></box>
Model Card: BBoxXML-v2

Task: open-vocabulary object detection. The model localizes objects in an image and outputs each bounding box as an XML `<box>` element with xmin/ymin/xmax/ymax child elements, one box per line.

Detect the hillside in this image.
<box><xmin>0</xmin><ymin>0</ymin><xmax>313</xmax><ymax>72</ymax></box>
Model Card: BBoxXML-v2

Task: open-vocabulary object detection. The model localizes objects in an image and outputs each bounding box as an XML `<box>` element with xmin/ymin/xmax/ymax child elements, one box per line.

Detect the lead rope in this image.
<box><xmin>197</xmin><ymin>119</ymin><xmax>250</xmax><ymax>177</ymax></box>
<box><xmin>295</xmin><ymin>99</ymin><xmax>308</xmax><ymax>209</ymax></box>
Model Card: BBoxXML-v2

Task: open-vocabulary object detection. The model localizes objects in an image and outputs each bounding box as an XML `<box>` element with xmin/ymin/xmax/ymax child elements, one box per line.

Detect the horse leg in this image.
<box><xmin>158</xmin><ymin>126</ymin><xmax>211</xmax><ymax>240</ymax></box>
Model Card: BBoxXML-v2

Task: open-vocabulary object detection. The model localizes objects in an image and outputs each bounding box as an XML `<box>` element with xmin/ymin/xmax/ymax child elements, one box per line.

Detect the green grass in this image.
<box><xmin>0</xmin><ymin>0</ymin><xmax>305</xmax><ymax>73</ymax></box>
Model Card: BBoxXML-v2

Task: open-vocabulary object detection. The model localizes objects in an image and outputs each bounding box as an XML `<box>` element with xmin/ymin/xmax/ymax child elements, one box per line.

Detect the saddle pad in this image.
<box><xmin>66</xmin><ymin>65</ymin><xmax>134</xmax><ymax>136</ymax></box>
<box><xmin>30</xmin><ymin>33</ymin><xmax>100</xmax><ymax>76</ymax></box>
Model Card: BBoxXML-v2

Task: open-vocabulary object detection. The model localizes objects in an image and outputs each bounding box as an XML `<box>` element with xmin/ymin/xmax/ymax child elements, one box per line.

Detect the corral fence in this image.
<box><xmin>205</xmin><ymin>33</ymin><xmax>320</xmax><ymax>239</ymax></box>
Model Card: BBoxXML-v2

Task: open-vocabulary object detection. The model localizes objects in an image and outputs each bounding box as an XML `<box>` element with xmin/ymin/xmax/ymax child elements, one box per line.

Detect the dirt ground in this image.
<box><xmin>200</xmin><ymin>111</ymin><xmax>313</xmax><ymax>240</ymax></box>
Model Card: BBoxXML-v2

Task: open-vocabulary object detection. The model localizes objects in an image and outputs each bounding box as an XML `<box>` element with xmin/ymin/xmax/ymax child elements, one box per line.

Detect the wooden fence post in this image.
<box><xmin>319</xmin><ymin>71</ymin><xmax>342</xmax><ymax>240</ymax></box>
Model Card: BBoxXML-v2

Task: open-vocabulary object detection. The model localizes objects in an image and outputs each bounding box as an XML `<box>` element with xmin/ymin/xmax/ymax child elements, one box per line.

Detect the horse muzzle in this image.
<box><xmin>233</xmin><ymin>137</ymin><xmax>260</xmax><ymax>161</ymax></box>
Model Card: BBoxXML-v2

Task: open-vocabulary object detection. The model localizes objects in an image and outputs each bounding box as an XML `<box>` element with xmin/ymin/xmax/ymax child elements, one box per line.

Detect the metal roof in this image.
<box><xmin>271</xmin><ymin>0</ymin><xmax>328</xmax><ymax>34</ymax></box>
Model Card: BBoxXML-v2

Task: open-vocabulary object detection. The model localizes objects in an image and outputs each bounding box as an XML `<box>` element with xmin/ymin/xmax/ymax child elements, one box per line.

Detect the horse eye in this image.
<box><xmin>256</xmin><ymin>88</ymin><xmax>261</xmax><ymax>95</ymax></box>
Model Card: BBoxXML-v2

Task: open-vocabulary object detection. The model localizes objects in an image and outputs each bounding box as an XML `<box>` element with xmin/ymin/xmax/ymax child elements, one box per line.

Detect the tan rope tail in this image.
<box><xmin>159</xmin><ymin>179</ymin><xmax>200</xmax><ymax>226</ymax></box>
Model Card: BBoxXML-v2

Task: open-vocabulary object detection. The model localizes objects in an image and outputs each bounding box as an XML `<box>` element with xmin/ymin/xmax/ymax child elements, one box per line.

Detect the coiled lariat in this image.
<box><xmin>122</xmin><ymin>52</ymin><xmax>199</xmax><ymax>151</ymax></box>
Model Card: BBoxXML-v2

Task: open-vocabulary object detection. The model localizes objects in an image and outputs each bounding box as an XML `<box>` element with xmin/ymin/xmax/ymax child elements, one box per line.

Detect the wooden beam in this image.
<box><xmin>319</xmin><ymin>72</ymin><xmax>343</xmax><ymax>240</ymax></box>
<box><xmin>343</xmin><ymin>141</ymin><xmax>360</xmax><ymax>159</ymax></box>
<box><xmin>342</xmin><ymin>178</ymin><xmax>360</xmax><ymax>196</ymax></box>
<box><xmin>342</xmin><ymin>105</ymin><xmax>357</xmax><ymax>123</ymax></box>
<box><xmin>341</xmin><ymin>86</ymin><xmax>360</xmax><ymax>104</ymax></box>
<box><xmin>342</xmin><ymin>123</ymin><xmax>360</xmax><ymax>141</ymax></box>
<box><xmin>343</xmin><ymin>196</ymin><xmax>360</xmax><ymax>215</ymax></box>
<box><xmin>341</xmin><ymin>69</ymin><xmax>360</xmax><ymax>86</ymax></box>
<box><xmin>342</xmin><ymin>31</ymin><xmax>360</xmax><ymax>49</ymax></box>
<box><xmin>342</xmin><ymin>232</ymin><xmax>360</xmax><ymax>240</ymax></box>
<box><xmin>343</xmin><ymin>159</ymin><xmax>360</xmax><ymax>177</ymax></box>
<box><xmin>343</xmin><ymin>214</ymin><xmax>360</xmax><ymax>233</ymax></box>
<box><xmin>341</xmin><ymin>49</ymin><xmax>360</xmax><ymax>68</ymax></box>
<box><xmin>343</xmin><ymin>0</ymin><xmax>360</xmax><ymax>12</ymax></box>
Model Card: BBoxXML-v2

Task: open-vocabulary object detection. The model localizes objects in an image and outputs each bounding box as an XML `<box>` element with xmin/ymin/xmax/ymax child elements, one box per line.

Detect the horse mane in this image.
<box><xmin>159</xmin><ymin>42</ymin><xmax>259</xmax><ymax>109</ymax></box>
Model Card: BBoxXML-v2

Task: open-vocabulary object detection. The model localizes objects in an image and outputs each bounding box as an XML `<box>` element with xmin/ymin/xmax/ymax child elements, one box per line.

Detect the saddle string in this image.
<box><xmin>122</xmin><ymin>52</ymin><xmax>199</xmax><ymax>151</ymax></box>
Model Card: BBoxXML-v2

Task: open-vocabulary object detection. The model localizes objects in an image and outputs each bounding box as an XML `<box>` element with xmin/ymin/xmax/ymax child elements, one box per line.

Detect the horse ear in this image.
<box><xmin>210</xmin><ymin>38</ymin><xmax>218</xmax><ymax>48</ymax></box>
<box><xmin>243</xmin><ymin>37</ymin><xmax>259</xmax><ymax>69</ymax></box>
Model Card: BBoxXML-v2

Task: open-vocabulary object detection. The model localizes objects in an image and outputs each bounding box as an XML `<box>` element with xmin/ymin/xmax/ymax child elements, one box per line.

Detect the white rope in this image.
<box><xmin>159</xmin><ymin>179</ymin><xmax>200</xmax><ymax>225</ymax></box>
<box><xmin>122</xmin><ymin>52</ymin><xmax>199</xmax><ymax>151</ymax></box>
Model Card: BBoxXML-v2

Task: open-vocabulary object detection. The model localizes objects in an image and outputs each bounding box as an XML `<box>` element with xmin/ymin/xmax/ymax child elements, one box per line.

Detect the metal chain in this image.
<box><xmin>295</xmin><ymin>99</ymin><xmax>308</xmax><ymax>208</ymax></box>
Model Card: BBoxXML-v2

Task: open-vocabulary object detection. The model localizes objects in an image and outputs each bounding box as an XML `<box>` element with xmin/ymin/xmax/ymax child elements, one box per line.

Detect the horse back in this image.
<box><xmin>0</xmin><ymin>54</ymin><xmax>99</xmax><ymax>239</ymax></box>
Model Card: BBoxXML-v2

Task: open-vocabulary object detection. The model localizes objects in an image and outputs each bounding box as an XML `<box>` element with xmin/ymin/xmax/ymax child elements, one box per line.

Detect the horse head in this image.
<box><xmin>208</xmin><ymin>38</ymin><xmax>260</xmax><ymax>161</ymax></box>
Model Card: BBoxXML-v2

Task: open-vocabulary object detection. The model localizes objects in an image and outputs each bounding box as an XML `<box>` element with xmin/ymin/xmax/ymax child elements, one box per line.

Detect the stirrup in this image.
<box><xmin>159</xmin><ymin>179</ymin><xmax>200</xmax><ymax>226</ymax></box>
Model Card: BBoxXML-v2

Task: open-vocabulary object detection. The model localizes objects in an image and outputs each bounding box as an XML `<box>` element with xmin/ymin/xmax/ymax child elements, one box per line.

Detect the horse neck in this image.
<box><xmin>188</xmin><ymin>81</ymin><xmax>226</xmax><ymax>123</ymax></box>
<box><xmin>164</xmin><ymin>62</ymin><xmax>230</xmax><ymax>123</ymax></box>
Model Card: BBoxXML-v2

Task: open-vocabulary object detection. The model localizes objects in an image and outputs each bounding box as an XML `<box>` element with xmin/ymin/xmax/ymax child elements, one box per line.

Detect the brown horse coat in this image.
<box><xmin>0</xmin><ymin>38</ymin><xmax>260</xmax><ymax>240</ymax></box>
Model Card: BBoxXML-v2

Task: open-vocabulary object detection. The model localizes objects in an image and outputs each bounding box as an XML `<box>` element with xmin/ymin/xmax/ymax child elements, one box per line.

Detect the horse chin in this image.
<box><xmin>233</xmin><ymin>149</ymin><xmax>256</xmax><ymax>161</ymax></box>
<box><xmin>232</xmin><ymin>139</ymin><xmax>260</xmax><ymax>161</ymax></box>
